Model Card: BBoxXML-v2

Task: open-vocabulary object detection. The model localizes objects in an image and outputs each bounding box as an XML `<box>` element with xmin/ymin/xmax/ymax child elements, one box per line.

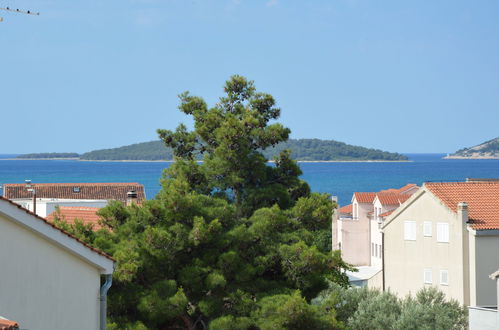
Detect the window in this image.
<box><xmin>440</xmin><ymin>270</ymin><xmax>449</xmax><ymax>285</ymax></box>
<box><xmin>424</xmin><ymin>269</ymin><xmax>432</xmax><ymax>284</ymax></box>
<box><xmin>73</xmin><ymin>186</ymin><xmax>80</xmax><ymax>193</ymax></box>
<box><xmin>404</xmin><ymin>221</ymin><xmax>416</xmax><ymax>240</ymax></box>
<box><xmin>436</xmin><ymin>223</ymin><xmax>449</xmax><ymax>243</ymax></box>
<box><xmin>423</xmin><ymin>221</ymin><xmax>432</xmax><ymax>237</ymax></box>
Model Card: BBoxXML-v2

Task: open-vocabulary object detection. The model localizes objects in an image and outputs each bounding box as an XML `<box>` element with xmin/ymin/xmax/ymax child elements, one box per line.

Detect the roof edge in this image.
<box><xmin>0</xmin><ymin>197</ymin><xmax>114</xmax><ymax>274</ymax></box>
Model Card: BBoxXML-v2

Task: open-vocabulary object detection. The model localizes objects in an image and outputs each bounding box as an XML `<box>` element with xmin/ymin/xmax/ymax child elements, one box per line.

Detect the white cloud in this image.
<box><xmin>266</xmin><ymin>0</ymin><xmax>278</xmax><ymax>7</ymax></box>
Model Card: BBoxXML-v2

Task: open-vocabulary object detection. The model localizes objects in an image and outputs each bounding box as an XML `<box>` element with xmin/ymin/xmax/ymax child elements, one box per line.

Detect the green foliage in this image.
<box><xmin>16</xmin><ymin>152</ymin><xmax>79</xmax><ymax>159</ymax></box>
<box><xmin>313</xmin><ymin>283</ymin><xmax>468</xmax><ymax>330</ymax></box>
<box><xmin>57</xmin><ymin>76</ymin><xmax>352</xmax><ymax>328</ymax></box>
<box><xmin>80</xmin><ymin>139</ymin><xmax>408</xmax><ymax>161</ymax></box>
<box><xmin>451</xmin><ymin>136</ymin><xmax>499</xmax><ymax>157</ymax></box>
<box><xmin>252</xmin><ymin>291</ymin><xmax>340</xmax><ymax>330</ymax></box>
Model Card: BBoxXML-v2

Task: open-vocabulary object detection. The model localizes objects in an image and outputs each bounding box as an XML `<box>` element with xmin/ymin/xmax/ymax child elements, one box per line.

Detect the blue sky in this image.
<box><xmin>1</xmin><ymin>0</ymin><xmax>498</xmax><ymax>154</ymax></box>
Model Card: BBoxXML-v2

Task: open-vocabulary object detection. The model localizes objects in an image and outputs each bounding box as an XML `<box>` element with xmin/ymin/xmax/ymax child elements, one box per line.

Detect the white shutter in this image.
<box><xmin>423</xmin><ymin>221</ymin><xmax>432</xmax><ymax>237</ymax></box>
<box><xmin>424</xmin><ymin>269</ymin><xmax>432</xmax><ymax>284</ymax></box>
<box><xmin>437</xmin><ymin>223</ymin><xmax>449</xmax><ymax>243</ymax></box>
<box><xmin>440</xmin><ymin>270</ymin><xmax>449</xmax><ymax>285</ymax></box>
<box><xmin>404</xmin><ymin>221</ymin><xmax>416</xmax><ymax>241</ymax></box>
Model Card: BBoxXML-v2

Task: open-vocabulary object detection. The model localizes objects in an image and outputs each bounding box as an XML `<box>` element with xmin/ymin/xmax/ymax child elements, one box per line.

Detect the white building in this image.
<box><xmin>383</xmin><ymin>180</ymin><xmax>499</xmax><ymax>307</ymax></box>
<box><xmin>0</xmin><ymin>196</ymin><xmax>114</xmax><ymax>330</ymax></box>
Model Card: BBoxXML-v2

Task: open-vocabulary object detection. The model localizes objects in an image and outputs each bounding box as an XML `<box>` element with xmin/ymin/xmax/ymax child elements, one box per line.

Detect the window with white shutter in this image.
<box><xmin>404</xmin><ymin>221</ymin><xmax>416</xmax><ymax>241</ymax></box>
<box><xmin>424</xmin><ymin>269</ymin><xmax>432</xmax><ymax>284</ymax></box>
<box><xmin>436</xmin><ymin>223</ymin><xmax>449</xmax><ymax>243</ymax></box>
<box><xmin>423</xmin><ymin>221</ymin><xmax>432</xmax><ymax>237</ymax></box>
<box><xmin>440</xmin><ymin>270</ymin><xmax>449</xmax><ymax>285</ymax></box>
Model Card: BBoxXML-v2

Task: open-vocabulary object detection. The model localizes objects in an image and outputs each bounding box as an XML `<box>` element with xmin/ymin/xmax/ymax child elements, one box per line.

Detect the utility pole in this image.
<box><xmin>1</xmin><ymin>6</ymin><xmax>40</xmax><ymax>22</ymax></box>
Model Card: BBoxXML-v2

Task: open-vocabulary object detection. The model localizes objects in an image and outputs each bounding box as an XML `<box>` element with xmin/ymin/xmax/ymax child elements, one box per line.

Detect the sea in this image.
<box><xmin>1</xmin><ymin>153</ymin><xmax>499</xmax><ymax>206</ymax></box>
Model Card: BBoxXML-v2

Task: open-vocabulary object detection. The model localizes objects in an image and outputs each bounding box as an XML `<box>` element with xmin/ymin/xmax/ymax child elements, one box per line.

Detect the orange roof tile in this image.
<box><xmin>0</xmin><ymin>196</ymin><xmax>114</xmax><ymax>261</ymax></box>
<box><xmin>379</xmin><ymin>210</ymin><xmax>394</xmax><ymax>217</ymax></box>
<box><xmin>398</xmin><ymin>183</ymin><xmax>417</xmax><ymax>193</ymax></box>
<box><xmin>376</xmin><ymin>193</ymin><xmax>413</xmax><ymax>206</ymax></box>
<box><xmin>0</xmin><ymin>318</ymin><xmax>18</xmax><ymax>330</ymax></box>
<box><xmin>425</xmin><ymin>182</ymin><xmax>499</xmax><ymax>230</ymax></box>
<box><xmin>46</xmin><ymin>206</ymin><xmax>102</xmax><ymax>230</ymax></box>
<box><xmin>376</xmin><ymin>193</ymin><xmax>403</xmax><ymax>205</ymax></box>
<box><xmin>354</xmin><ymin>192</ymin><xmax>377</xmax><ymax>203</ymax></box>
<box><xmin>338</xmin><ymin>204</ymin><xmax>352</xmax><ymax>214</ymax></box>
<box><xmin>3</xmin><ymin>182</ymin><xmax>145</xmax><ymax>202</ymax></box>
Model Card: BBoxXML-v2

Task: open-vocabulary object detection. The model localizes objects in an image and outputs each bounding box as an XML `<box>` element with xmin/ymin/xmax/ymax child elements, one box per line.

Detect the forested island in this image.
<box><xmin>16</xmin><ymin>152</ymin><xmax>80</xmax><ymax>159</ymax></box>
<box><xmin>445</xmin><ymin>137</ymin><xmax>499</xmax><ymax>159</ymax></box>
<box><xmin>79</xmin><ymin>139</ymin><xmax>408</xmax><ymax>161</ymax></box>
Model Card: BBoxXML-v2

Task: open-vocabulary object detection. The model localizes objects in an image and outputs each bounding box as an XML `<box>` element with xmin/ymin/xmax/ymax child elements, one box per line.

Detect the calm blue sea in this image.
<box><xmin>1</xmin><ymin>154</ymin><xmax>499</xmax><ymax>205</ymax></box>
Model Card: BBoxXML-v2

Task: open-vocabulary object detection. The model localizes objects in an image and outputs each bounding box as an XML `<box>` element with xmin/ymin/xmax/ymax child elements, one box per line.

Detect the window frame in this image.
<box><xmin>424</xmin><ymin>268</ymin><xmax>432</xmax><ymax>284</ymax></box>
<box><xmin>440</xmin><ymin>270</ymin><xmax>449</xmax><ymax>286</ymax></box>
<box><xmin>404</xmin><ymin>221</ymin><xmax>417</xmax><ymax>241</ymax></box>
<box><xmin>423</xmin><ymin>221</ymin><xmax>432</xmax><ymax>237</ymax></box>
<box><xmin>436</xmin><ymin>222</ymin><xmax>449</xmax><ymax>243</ymax></box>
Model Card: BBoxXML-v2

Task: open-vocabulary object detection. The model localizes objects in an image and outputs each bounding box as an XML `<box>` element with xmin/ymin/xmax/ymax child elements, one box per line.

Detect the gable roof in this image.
<box><xmin>375</xmin><ymin>193</ymin><xmax>412</xmax><ymax>206</ymax></box>
<box><xmin>398</xmin><ymin>183</ymin><xmax>417</xmax><ymax>193</ymax></box>
<box><xmin>3</xmin><ymin>182</ymin><xmax>145</xmax><ymax>202</ymax></box>
<box><xmin>353</xmin><ymin>192</ymin><xmax>377</xmax><ymax>204</ymax></box>
<box><xmin>46</xmin><ymin>206</ymin><xmax>102</xmax><ymax>230</ymax></box>
<box><xmin>425</xmin><ymin>181</ymin><xmax>499</xmax><ymax>230</ymax></box>
<box><xmin>338</xmin><ymin>204</ymin><xmax>353</xmax><ymax>214</ymax></box>
<box><xmin>0</xmin><ymin>197</ymin><xmax>114</xmax><ymax>273</ymax></box>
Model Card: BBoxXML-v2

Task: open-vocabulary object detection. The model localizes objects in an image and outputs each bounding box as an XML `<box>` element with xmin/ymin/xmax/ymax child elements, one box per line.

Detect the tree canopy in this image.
<box><xmin>60</xmin><ymin>75</ymin><xmax>352</xmax><ymax>329</ymax></box>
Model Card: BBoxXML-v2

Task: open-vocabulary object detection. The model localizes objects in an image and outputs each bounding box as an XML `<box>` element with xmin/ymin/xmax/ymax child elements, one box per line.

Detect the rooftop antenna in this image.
<box><xmin>1</xmin><ymin>6</ymin><xmax>40</xmax><ymax>22</ymax></box>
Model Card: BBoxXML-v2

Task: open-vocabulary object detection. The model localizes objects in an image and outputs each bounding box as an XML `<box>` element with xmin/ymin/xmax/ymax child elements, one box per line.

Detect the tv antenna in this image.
<box><xmin>1</xmin><ymin>6</ymin><xmax>40</xmax><ymax>22</ymax></box>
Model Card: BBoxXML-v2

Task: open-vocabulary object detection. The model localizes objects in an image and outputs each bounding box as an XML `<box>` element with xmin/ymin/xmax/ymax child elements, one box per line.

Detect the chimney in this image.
<box><xmin>126</xmin><ymin>190</ymin><xmax>138</xmax><ymax>206</ymax></box>
<box><xmin>457</xmin><ymin>202</ymin><xmax>469</xmax><ymax>224</ymax></box>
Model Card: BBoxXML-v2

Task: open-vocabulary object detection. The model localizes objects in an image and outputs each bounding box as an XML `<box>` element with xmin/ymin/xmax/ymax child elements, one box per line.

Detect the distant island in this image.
<box><xmin>79</xmin><ymin>139</ymin><xmax>408</xmax><ymax>161</ymax></box>
<box><xmin>16</xmin><ymin>152</ymin><xmax>80</xmax><ymax>159</ymax></box>
<box><xmin>445</xmin><ymin>137</ymin><xmax>499</xmax><ymax>159</ymax></box>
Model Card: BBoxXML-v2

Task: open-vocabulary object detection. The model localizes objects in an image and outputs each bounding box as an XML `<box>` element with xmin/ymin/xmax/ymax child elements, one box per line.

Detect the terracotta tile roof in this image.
<box><xmin>0</xmin><ymin>196</ymin><xmax>114</xmax><ymax>261</ymax></box>
<box><xmin>398</xmin><ymin>183</ymin><xmax>417</xmax><ymax>193</ymax></box>
<box><xmin>353</xmin><ymin>192</ymin><xmax>377</xmax><ymax>203</ymax></box>
<box><xmin>2</xmin><ymin>182</ymin><xmax>145</xmax><ymax>202</ymax></box>
<box><xmin>0</xmin><ymin>317</ymin><xmax>18</xmax><ymax>330</ymax></box>
<box><xmin>338</xmin><ymin>204</ymin><xmax>352</xmax><ymax>214</ymax></box>
<box><xmin>425</xmin><ymin>182</ymin><xmax>499</xmax><ymax>230</ymax></box>
<box><xmin>376</xmin><ymin>193</ymin><xmax>412</xmax><ymax>206</ymax></box>
<box><xmin>376</xmin><ymin>193</ymin><xmax>403</xmax><ymax>205</ymax></box>
<box><xmin>46</xmin><ymin>206</ymin><xmax>102</xmax><ymax>230</ymax></box>
<box><xmin>379</xmin><ymin>210</ymin><xmax>394</xmax><ymax>217</ymax></box>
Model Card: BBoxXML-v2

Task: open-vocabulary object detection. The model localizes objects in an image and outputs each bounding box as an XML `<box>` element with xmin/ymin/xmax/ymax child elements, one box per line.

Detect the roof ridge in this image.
<box><xmin>0</xmin><ymin>196</ymin><xmax>114</xmax><ymax>261</ymax></box>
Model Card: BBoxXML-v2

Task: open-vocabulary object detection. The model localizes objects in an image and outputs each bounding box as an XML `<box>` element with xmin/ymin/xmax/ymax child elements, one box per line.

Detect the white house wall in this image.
<box><xmin>384</xmin><ymin>190</ymin><xmax>467</xmax><ymax>304</ymax></box>
<box><xmin>0</xmin><ymin>213</ymin><xmax>101</xmax><ymax>330</ymax></box>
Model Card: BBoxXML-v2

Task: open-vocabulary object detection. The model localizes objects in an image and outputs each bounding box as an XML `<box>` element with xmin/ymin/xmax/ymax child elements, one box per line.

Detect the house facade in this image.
<box><xmin>383</xmin><ymin>180</ymin><xmax>499</xmax><ymax>307</ymax></box>
<box><xmin>0</xmin><ymin>197</ymin><xmax>114</xmax><ymax>330</ymax></box>
<box><xmin>333</xmin><ymin>184</ymin><xmax>418</xmax><ymax>267</ymax></box>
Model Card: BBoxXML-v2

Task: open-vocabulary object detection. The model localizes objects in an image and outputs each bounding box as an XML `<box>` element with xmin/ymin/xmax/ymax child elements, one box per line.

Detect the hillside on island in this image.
<box><xmin>446</xmin><ymin>137</ymin><xmax>499</xmax><ymax>159</ymax></box>
<box><xmin>80</xmin><ymin>139</ymin><xmax>408</xmax><ymax>161</ymax></box>
<box><xmin>16</xmin><ymin>152</ymin><xmax>80</xmax><ymax>159</ymax></box>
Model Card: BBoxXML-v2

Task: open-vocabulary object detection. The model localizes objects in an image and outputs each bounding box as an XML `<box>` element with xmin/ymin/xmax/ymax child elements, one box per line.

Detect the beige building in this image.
<box><xmin>333</xmin><ymin>184</ymin><xmax>418</xmax><ymax>267</ymax></box>
<box><xmin>0</xmin><ymin>196</ymin><xmax>114</xmax><ymax>330</ymax></box>
<box><xmin>383</xmin><ymin>180</ymin><xmax>499</xmax><ymax>307</ymax></box>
